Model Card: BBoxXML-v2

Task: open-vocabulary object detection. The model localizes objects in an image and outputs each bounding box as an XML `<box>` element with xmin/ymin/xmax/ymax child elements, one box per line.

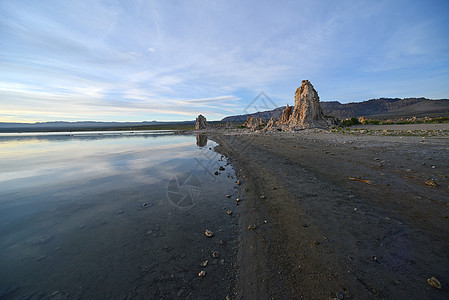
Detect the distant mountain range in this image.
<box><xmin>221</xmin><ymin>97</ymin><xmax>449</xmax><ymax>122</ymax></box>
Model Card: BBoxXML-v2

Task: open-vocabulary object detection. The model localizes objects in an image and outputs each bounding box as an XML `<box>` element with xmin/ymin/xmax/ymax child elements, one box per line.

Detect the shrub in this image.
<box><xmin>341</xmin><ymin>117</ymin><xmax>361</xmax><ymax>127</ymax></box>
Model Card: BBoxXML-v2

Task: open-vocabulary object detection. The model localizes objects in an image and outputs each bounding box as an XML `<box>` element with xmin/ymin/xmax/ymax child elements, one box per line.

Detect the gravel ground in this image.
<box><xmin>210</xmin><ymin>123</ymin><xmax>449</xmax><ymax>299</ymax></box>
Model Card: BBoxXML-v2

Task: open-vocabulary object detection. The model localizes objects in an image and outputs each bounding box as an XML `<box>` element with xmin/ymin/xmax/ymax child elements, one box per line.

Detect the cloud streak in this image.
<box><xmin>1</xmin><ymin>0</ymin><xmax>448</xmax><ymax>122</ymax></box>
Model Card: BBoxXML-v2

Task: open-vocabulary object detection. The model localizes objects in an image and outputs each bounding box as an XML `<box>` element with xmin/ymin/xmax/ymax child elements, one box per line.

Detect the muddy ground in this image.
<box><xmin>212</xmin><ymin>124</ymin><xmax>449</xmax><ymax>299</ymax></box>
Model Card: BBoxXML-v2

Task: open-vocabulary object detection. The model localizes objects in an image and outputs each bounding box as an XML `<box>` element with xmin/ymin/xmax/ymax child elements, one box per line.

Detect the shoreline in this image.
<box><xmin>211</xmin><ymin>125</ymin><xmax>448</xmax><ymax>299</ymax></box>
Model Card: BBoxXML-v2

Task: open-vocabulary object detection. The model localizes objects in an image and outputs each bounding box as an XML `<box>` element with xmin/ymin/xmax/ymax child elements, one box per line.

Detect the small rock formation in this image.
<box><xmin>279</xmin><ymin>104</ymin><xmax>293</xmax><ymax>125</ymax></box>
<box><xmin>264</xmin><ymin>116</ymin><xmax>276</xmax><ymax>131</ymax></box>
<box><xmin>195</xmin><ymin>114</ymin><xmax>208</xmax><ymax>130</ymax></box>
<box><xmin>264</xmin><ymin>80</ymin><xmax>331</xmax><ymax>131</ymax></box>
<box><xmin>243</xmin><ymin>116</ymin><xmax>264</xmax><ymax>130</ymax></box>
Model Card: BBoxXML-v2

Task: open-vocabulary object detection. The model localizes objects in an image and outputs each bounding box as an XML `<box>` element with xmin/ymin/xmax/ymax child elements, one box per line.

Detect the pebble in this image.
<box><xmin>226</xmin><ymin>194</ymin><xmax>231</xmax><ymax>198</ymax></box>
<box><xmin>227</xmin><ymin>210</ymin><xmax>232</xmax><ymax>215</ymax></box>
<box><xmin>205</xmin><ymin>230</ymin><xmax>214</xmax><ymax>238</ymax></box>
<box><xmin>425</xmin><ymin>179</ymin><xmax>438</xmax><ymax>187</ymax></box>
<box><xmin>427</xmin><ymin>277</ymin><xmax>442</xmax><ymax>289</ymax></box>
<box><xmin>248</xmin><ymin>225</ymin><xmax>256</xmax><ymax>230</ymax></box>
<box><xmin>259</xmin><ymin>195</ymin><xmax>266</xmax><ymax>199</ymax></box>
<box><xmin>198</xmin><ymin>270</ymin><xmax>206</xmax><ymax>277</ymax></box>
<box><xmin>201</xmin><ymin>260</ymin><xmax>208</xmax><ymax>267</ymax></box>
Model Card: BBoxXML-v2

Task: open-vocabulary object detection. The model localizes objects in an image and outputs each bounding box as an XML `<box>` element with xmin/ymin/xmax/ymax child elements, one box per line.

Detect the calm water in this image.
<box><xmin>0</xmin><ymin>131</ymin><xmax>239</xmax><ymax>299</ymax></box>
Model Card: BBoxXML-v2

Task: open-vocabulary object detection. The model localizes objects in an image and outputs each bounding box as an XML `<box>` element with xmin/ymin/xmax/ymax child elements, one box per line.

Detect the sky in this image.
<box><xmin>1</xmin><ymin>0</ymin><xmax>448</xmax><ymax>122</ymax></box>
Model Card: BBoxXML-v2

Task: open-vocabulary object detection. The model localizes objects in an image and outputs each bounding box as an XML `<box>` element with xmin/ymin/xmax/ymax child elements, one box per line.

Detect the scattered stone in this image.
<box><xmin>371</xmin><ymin>256</ymin><xmax>379</xmax><ymax>263</ymax></box>
<box><xmin>226</xmin><ymin>194</ymin><xmax>231</xmax><ymax>198</ymax></box>
<box><xmin>198</xmin><ymin>270</ymin><xmax>206</xmax><ymax>277</ymax></box>
<box><xmin>212</xmin><ymin>251</ymin><xmax>220</xmax><ymax>258</ymax></box>
<box><xmin>260</xmin><ymin>195</ymin><xmax>266</xmax><ymax>199</ymax></box>
<box><xmin>227</xmin><ymin>210</ymin><xmax>232</xmax><ymax>215</ymax></box>
<box><xmin>248</xmin><ymin>225</ymin><xmax>256</xmax><ymax>230</ymax></box>
<box><xmin>236</xmin><ymin>180</ymin><xmax>241</xmax><ymax>185</ymax></box>
<box><xmin>425</xmin><ymin>179</ymin><xmax>438</xmax><ymax>187</ymax></box>
<box><xmin>219</xmin><ymin>166</ymin><xmax>225</xmax><ymax>171</ymax></box>
<box><xmin>348</xmin><ymin>177</ymin><xmax>372</xmax><ymax>184</ymax></box>
<box><xmin>142</xmin><ymin>202</ymin><xmax>152</xmax><ymax>207</ymax></box>
<box><xmin>427</xmin><ymin>277</ymin><xmax>442</xmax><ymax>289</ymax></box>
<box><xmin>214</xmin><ymin>171</ymin><xmax>219</xmax><ymax>175</ymax></box>
<box><xmin>244</xmin><ymin>188</ymin><xmax>248</xmax><ymax>192</ymax></box>
<box><xmin>204</xmin><ymin>230</ymin><xmax>214</xmax><ymax>238</ymax></box>
<box><xmin>235</xmin><ymin>198</ymin><xmax>240</xmax><ymax>203</ymax></box>
<box><xmin>303</xmin><ymin>224</ymin><xmax>309</xmax><ymax>228</ymax></box>
<box><xmin>201</xmin><ymin>260</ymin><xmax>209</xmax><ymax>267</ymax></box>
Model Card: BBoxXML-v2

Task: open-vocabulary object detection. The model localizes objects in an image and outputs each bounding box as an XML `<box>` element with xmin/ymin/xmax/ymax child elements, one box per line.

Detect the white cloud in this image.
<box><xmin>0</xmin><ymin>0</ymin><xmax>448</xmax><ymax>122</ymax></box>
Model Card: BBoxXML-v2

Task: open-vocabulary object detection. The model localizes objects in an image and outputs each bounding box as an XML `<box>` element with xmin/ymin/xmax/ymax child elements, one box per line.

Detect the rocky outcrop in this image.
<box><xmin>279</xmin><ymin>104</ymin><xmax>293</xmax><ymax>125</ymax></box>
<box><xmin>264</xmin><ymin>116</ymin><xmax>276</xmax><ymax>131</ymax></box>
<box><xmin>195</xmin><ymin>114</ymin><xmax>208</xmax><ymax>130</ymax></box>
<box><xmin>289</xmin><ymin>80</ymin><xmax>328</xmax><ymax>129</ymax></box>
<box><xmin>244</xmin><ymin>116</ymin><xmax>264</xmax><ymax>130</ymax></box>
<box><xmin>264</xmin><ymin>80</ymin><xmax>330</xmax><ymax>131</ymax></box>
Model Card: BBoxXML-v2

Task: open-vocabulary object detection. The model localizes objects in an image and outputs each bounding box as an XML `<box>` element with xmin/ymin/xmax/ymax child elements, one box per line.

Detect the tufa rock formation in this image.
<box><xmin>195</xmin><ymin>114</ymin><xmax>208</xmax><ymax>130</ymax></box>
<box><xmin>265</xmin><ymin>80</ymin><xmax>331</xmax><ymax>131</ymax></box>
<box><xmin>243</xmin><ymin>116</ymin><xmax>264</xmax><ymax>130</ymax></box>
<box><xmin>289</xmin><ymin>80</ymin><xmax>328</xmax><ymax>129</ymax></box>
<box><xmin>279</xmin><ymin>104</ymin><xmax>293</xmax><ymax>125</ymax></box>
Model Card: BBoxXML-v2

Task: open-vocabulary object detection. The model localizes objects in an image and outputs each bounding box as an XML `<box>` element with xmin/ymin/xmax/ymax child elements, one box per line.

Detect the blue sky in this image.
<box><xmin>1</xmin><ymin>0</ymin><xmax>448</xmax><ymax>122</ymax></box>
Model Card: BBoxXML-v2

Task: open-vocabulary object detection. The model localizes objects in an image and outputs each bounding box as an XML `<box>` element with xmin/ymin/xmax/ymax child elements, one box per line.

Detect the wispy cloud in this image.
<box><xmin>1</xmin><ymin>0</ymin><xmax>448</xmax><ymax>122</ymax></box>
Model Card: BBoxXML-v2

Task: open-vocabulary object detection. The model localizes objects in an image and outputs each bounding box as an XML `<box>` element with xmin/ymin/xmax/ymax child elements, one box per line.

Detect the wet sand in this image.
<box><xmin>211</xmin><ymin>124</ymin><xmax>449</xmax><ymax>299</ymax></box>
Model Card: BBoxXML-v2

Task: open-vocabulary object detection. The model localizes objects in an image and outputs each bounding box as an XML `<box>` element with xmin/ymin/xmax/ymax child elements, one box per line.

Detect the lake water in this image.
<box><xmin>0</xmin><ymin>131</ymin><xmax>239</xmax><ymax>299</ymax></box>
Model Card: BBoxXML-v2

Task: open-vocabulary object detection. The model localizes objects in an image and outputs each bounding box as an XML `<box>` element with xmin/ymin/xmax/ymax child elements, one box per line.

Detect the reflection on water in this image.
<box><xmin>196</xmin><ymin>134</ymin><xmax>208</xmax><ymax>147</ymax></box>
<box><xmin>0</xmin><ymin>132</ymin><xmax>238</xmax><ymax>298</ymax></box>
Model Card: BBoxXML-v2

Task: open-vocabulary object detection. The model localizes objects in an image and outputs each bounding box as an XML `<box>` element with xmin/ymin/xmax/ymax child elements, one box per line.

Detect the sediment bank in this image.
<box><xmin>212</xmin><ymin>127</ymin><xmax>449</xmax><ymax>299</ymax></box>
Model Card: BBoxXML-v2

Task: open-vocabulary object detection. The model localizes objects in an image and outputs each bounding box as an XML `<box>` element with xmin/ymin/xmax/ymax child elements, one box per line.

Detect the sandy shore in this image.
<box><xmin>211</xmin><ymin>124</ymin><xmax>449</xmax><ymax>299</ymax></box>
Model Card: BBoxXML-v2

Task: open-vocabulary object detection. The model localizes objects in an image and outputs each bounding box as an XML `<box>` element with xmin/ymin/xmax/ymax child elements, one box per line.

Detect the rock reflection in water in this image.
<box><xmin>0</xmin><ymin>132</ymin><xmax>238</xmax><ymax>299</ymax></box>
<box><xmin>196</xmin><ymin>134</ymin><xmax>208</xmax><ymax>147</ymax></box>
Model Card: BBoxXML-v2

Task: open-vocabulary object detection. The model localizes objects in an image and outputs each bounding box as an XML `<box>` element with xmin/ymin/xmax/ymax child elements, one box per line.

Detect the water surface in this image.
<box><xmin>0</xmin><ymin>132</ymin><xmax>239</xmax><ymax>299</ymax></box>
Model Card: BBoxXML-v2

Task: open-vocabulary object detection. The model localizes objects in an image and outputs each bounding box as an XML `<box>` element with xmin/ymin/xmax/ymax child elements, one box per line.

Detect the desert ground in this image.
<box><xmin>211</xmin><ymin>123</ymin><xmax>448</xmax><ymax>299</ymax></box>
